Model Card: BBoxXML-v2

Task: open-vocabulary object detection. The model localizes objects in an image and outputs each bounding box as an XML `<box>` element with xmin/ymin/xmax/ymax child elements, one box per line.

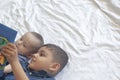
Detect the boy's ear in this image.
<box><xmin>49</xmin><ymin>63</ymin><xmax>60</xmax><ymax>72</ymax></box>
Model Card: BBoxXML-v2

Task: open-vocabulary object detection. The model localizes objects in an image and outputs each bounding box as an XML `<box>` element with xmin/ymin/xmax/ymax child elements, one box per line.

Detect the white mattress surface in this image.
<box><xmin>0</xmin><ymin>0</ymin><xmax>120</xmax><ymax>80</ymax></box>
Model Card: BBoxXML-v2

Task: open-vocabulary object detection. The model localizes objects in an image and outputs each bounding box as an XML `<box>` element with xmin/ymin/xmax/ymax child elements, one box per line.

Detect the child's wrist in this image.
<box><xmin>9</xmin><ymin>58</ymin><xmax>19</xmax><ymax>65</ymax></box>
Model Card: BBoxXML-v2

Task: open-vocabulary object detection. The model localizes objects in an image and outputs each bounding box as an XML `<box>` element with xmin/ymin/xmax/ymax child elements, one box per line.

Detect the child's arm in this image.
<box><xmin>4</xmin><ymin>64</ymin><xmax>12</xmax><ymax>73</ymax></box>
<box><xmin>1</xmin><ymin>43</ymin><xmax>29</xmax><ymax>80</ymax></box>
<box><xmin>10</xmin><ymin>58</ymin><xmax>29</xmax><ymax>80</ymax></box>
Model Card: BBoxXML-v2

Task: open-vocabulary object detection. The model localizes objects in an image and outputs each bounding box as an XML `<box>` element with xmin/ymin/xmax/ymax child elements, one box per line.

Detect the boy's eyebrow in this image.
<box><xmin>38</xmin><ymin>49</ymin><xmax>48</xmax><ymax>55</ymax></box>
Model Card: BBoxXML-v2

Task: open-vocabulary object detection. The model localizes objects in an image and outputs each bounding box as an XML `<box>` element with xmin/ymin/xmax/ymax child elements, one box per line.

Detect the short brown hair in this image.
<box><xmin>30</xmin><ymin>32</ymin><xmax>44</xmax><ymax>53</ymax></box>
<box><xmin>42</xmin><ymin>44</ymin><xmax>68</xmax><ymax>75</ymax></box>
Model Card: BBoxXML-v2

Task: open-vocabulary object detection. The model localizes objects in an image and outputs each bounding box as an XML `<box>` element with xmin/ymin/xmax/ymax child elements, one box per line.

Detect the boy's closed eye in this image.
<box><xmin>23</xmin><ymin>44</ymin><xmax>26</xmax><ymax>47</ymax></box>
<box><xmin>20</xmin><ymin>37</ymin><xmax>22</xmax><ymax>41</ymax></box>
<box><xmin>39</xmin><ymin>51</ymin><xmax>46</xmax><ymax>57</ymax></box>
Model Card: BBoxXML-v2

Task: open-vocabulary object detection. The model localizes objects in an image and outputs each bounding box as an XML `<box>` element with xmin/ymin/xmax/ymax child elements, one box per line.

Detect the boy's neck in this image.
<box><xmin>27</xmin><ymin>67</ymin><xmax>52</xmax><ymax>78</ymax></box>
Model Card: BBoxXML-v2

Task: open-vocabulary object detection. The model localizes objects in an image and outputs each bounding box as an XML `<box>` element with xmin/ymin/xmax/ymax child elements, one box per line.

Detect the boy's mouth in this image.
<box><xmin>28</xmin><ymin>59</ymin><xmax>32</xmax><ymax>63</ymax></box>
<box><xmin>31</xmin><ymin>57</ymin><xmax>36</xmax><ymax>63</ymax></box>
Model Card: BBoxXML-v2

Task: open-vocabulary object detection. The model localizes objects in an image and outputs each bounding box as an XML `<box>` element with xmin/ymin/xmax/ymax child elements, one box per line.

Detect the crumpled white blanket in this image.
<box><xmin>0</xmin><ymin>0</ymin><xmax>120</xmax><ymax>80</ymax></box>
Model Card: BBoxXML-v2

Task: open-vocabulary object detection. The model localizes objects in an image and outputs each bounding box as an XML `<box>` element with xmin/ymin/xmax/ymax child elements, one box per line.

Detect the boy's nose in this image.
<box><xmin>33</xmin><ymin>53</ymin><xmax>38</xmax><ymax>57</ymax></box>
<box><xmin>17</xmin><ymin>41</ymin><xmax>22</xmax><ymax>45</ymax></box>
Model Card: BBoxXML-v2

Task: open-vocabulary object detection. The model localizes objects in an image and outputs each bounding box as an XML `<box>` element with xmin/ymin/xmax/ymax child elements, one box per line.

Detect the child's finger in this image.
<box><xmin>1</xmin><ymin>49</ymin><xmax>17</xmax><ymax>58</ymax></box>
<box><xmin>2</xmin><ymin>43</ymin><xmax>16</xmax><ymax>51</ymax></box>
<box><xmin>1</xmin><ymin>44</ymin><xmax>17</xmax><ymax>57</ymax></box>
<box><xmin>1</xmin><ymin>49</ymin><xmax>13</xmax><ymax>55</ymax></box>
<box><xmin>1</xmin><ymin>50</ymin><xmax>18</xmax><ymax>63</ymax></box>
<box><xmin>6</xmin><ymin>43</ymin><xmax>16</xmax><ymax>49</ymax></box>
<box><xmin>2</xmin><ymin>46</ymin><xmax>14</xmax><ymax>52</ymax></box>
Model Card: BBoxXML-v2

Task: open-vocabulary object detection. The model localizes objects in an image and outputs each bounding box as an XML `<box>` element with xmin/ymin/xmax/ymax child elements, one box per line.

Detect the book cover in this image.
<box><xmin>0</xmin><ymin>23</ymin><xmax>17</xmax><ymax>70</ymax></box>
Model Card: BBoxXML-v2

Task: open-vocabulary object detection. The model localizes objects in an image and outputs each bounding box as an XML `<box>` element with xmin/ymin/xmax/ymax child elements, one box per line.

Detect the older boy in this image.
<box><xmin>1</xmin><ymin>43</ymin><xmax>68</xmax><ymax>80</ymax></box>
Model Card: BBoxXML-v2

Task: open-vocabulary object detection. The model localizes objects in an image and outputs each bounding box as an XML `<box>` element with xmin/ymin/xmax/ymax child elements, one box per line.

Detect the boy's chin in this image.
<box><xmin>27</xmin><ymin>66</ymin><xmax>34</xmax><ymax>71</ymax></box>
<box><xmin>28</xmin><ymin>63</ymin><xmax>34</xmax><ymax>69</ymax></box>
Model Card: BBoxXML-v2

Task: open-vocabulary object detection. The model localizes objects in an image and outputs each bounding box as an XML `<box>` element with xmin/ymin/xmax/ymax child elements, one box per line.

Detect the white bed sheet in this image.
<box><xmin>0</xmin><ymin>0</ymin><xmax>120</xmax><ymax>80</ymax></box>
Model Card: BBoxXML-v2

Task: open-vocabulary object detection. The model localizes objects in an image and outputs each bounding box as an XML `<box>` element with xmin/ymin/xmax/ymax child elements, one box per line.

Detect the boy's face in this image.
<box><xmin>28</xmin><ymin>46</ymin><xmax>54</xmax><ymax>71</ymax></box>
<box><xmin>15</xmin><ymin>32</ymin><xmax>40</xmax><ymax>56</ymax></box>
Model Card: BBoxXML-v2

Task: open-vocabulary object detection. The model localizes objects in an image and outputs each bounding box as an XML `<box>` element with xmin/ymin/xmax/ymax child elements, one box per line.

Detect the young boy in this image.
<box><xmin>1</xmin><ymin>43</ymin><xmax>68</xmax><ymax>80</ymax></box>
<box><xmin>4</xmin><ymin>32</ymin><xmax>44</xmax><ymax>73</ymax></box>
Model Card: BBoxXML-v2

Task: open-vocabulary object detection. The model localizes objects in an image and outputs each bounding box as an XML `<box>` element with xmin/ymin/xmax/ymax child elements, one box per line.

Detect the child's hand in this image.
<box><xmin>1</xmin><ymin>43</ymin><xmax>18</xmax><ymax>63</ymax></box>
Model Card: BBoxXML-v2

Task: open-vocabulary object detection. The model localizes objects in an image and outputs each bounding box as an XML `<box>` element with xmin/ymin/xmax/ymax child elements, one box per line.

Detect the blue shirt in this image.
<box><xmin>3</xmin><ymin>55</ymin><xmax>55</xmax><ymax>80</ymax></box>
<box><xmin>18</xmin><ymin>54</ymin><xmax>28</xmax><ymax>62</ymax></box>
<box><xmin>0</xmin><ymin>54</ymin><xmax>28</xmax><ymax>79</ymax></box>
